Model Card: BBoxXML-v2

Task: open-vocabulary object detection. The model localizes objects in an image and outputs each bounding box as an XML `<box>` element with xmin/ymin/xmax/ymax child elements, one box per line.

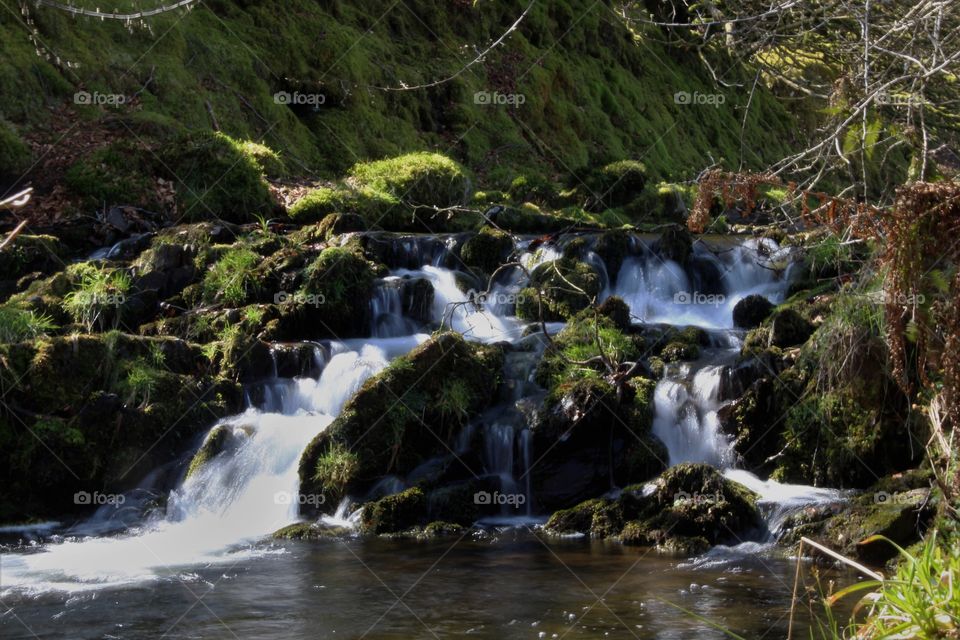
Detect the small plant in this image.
<box><xmin>313</xmin><ymin>443</ymin><xmax>359</xmax><ymax>495</ymax></box>
<box><xmin>203</xmin><ymin>248</ymin><xmax>260</xmax><ymax>306</ymax></box>
<box><xmin>0</xmin><ymin>305</ymin><xmax>57</xmax><ymax>343</ymax></box>
<box><xmin>62</xmin><ymin>264</ymin><xmax>131</xmax><ymax>332</ymax></box>
<box><xmin>828</xmin><ymin>533</ymin><xmax>960</xmax><ymax>638</ymax></box>
<box><xmin>120</xmin><ymin>357</ymin><xmax>161</xmax><ymax>408</ymax></box>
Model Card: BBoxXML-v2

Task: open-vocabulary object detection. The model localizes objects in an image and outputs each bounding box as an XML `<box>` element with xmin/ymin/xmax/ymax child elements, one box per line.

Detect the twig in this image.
<box><xmin>0</xmin><ymin>219</ymin><xmax>29</xmax><ymax>252</ymax></box>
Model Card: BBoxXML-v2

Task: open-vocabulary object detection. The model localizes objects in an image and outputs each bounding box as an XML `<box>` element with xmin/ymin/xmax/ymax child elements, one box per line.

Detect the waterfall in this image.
<box><xmin>628</xmin><ymin>237</ymin><xmax>843</xmax><ymax>537</ymax></box>
<box><xmin>1</xmin><ymin>233</ymin><xmax>836</xmax><ymax>596</ymax></box>
<box><xmin>0</xmin><ymin>336</ymin><xmax>427</xmax><ymax>596</ymax></box>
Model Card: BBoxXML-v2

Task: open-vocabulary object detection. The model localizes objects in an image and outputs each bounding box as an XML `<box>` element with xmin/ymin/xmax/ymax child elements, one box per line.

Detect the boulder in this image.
<box><xmin>297</xmin><ymin>333</ymin><xmax>502</xmax><ymax>513</ymax></box>
<box><xmin>732</xmin><ymin>294</ymin><xmax>774</xmax><ymax>329</ymax></box>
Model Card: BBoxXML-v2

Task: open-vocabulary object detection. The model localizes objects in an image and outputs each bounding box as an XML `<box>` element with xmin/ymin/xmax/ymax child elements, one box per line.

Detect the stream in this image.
<box><xmin>0</xmin><ymin>233</ymin><xmax>855</xmax><ymax>638</ymax></box>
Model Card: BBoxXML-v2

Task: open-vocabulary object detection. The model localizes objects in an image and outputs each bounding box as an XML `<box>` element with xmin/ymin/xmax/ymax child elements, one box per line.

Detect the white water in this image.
<box><xmin>1</xmin><ymin>234</ymin><xmax>836</xmax><ymax>595</ymax></box>
<box><xmin>0</xmin><ymin>338</ymin><xmax>422</xmax><ymax>596</ymax></box>
<box><xmin>632</xmin><ymin>237</ymin><xmax>843</xmax><ymax>536</ymax></box>
<box><xmin>610</xmin><ymin>238</ymin><xmax>796</xmax><ymax>329</ymax></box>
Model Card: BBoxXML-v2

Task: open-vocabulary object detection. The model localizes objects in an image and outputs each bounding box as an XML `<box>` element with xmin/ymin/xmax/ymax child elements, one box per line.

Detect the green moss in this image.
<box><xmin>361</xmin><ymin>487</ymin><xmax>427</xmax><ymax>535</ymax></box>
<box><xmin>163</xmin><ymin>131</ymin><xmax>273</xmax><ymax>222</ymax></box>
<box><xmin>516</xmin><ymin>258</ymin><xmax>601</xmax><ymax>321</ymax></box>
<box><xmin>298</xmin><ymin>333</ymin><xmax>501</xmax><ymax>507</ymax></box>
<box><xmin>459</xmin><ymin>227</ymin><xmax>514</xmax><ymax>275</ymax></box>
<box><xmin>349</xmin><ymin>152</ymin><xmax>471</xmax><ymax>208</ymax></box>
<box><xmin>185</xmin><ymin>425</ymin><xmax>230</xmax><ymax>479</ymax></box>
<box><xmin>287</xmin><ymin>186</ymin><xmax>398</xmax><ymax>224</ymax></box>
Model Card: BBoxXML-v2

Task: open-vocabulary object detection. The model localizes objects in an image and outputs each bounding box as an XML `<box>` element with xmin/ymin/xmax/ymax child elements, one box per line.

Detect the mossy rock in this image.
<box><xmin>0</xmin><ymin>333</ymin><xmax>241</xmax><ymax>520</ymax></box>
<box><xmin>185</xmin><ymin>425</ymin><xmax>231</xmax><ymax>479</ymax></box>
<box><xmin>163</xmin><ymin>131</ymin><xmax>273</xmax><ymax>223</ymax></box>
<box><xmin>298</xmin><ymin>333</ymin><xmax>502</xmax><ymax>512</ymax></box>
<box><xmin>516</xmin><ymin>258</ymin><xmax>601</xmax><ymax>321</ymax></box>
<box><xmin>349</xmin><ymin>152</ymin><xmax>472</xmax><ymax>209</ymax></box>
<box><xmin>275</xmin><ymin>246</ymin><xmax>379</xmax><ymax>340</ymax></box>
<box><xmin>633</xmin><ymin>463</ymin><xmax>761</xmax><ymax>548</ymax></box>
<box><xmin>732</xmin><ymin>294</ymin><xmax>774</xmax><ymax>329</ymax></box>
<box><xmin>507</xmin><ymin>174</ymin><xmax>561</xmax><ymax>207</ymax></box>
<box><xmin>659</xmin><ymin>341</ymin><xmax>699</xmax><ymax>362</ymax></box>
<box><xmin>361</xmin><ymin>487</ymin><xmax>428</xmax><ymax>535</ymax></box>
<box><xmin>596</xmin><ymin>296</ymin><xmax>632</xmax><ymax>331</ymax></box>
<box><xmin>0</xmin><ymin>234</ymin><xmax>67</xmax><ymax>291</ymax></box>
<box><xmin>768</xmin><ymin>308</ymin><xmax>814</xmax><ymax>348</ymax></box>
<box><xmin>492</xmin><ymin>206</ymin><xmax>577</xmax><ymax>233</ymax></box>
<box><xmin>654</xmin><ymin>224</ymin><xmax>693</xmax><ymax>264</ymax></box>
<box><xmin>272</xmin><ymin>522</ymin><xmax>349</xmax><ymax>540</ymax></box>
<box><xmin>545</xmin><ymin>464</ymin><xmax>758</xmax><ymax>551</ymax></box>
<box><xmin>287</xmin><ymin>186</ymin><xmax>398</xmax><ymax>225</ymax></box>
<box><xmin>585</xmin><ymin>160</ymin><xmax>647</xmax><ymax>210</ymax></box>
<box><xmin>460</xmin><ymin>227</ymin><xmax>514</xmax><ymax>275</ymax></box>
<box><xmin>532</xmin><ymin>376</ymin><xmax>666</xmax><ymax>511</ymax></box>
<box><xmin>593</xmin><ymin>230</ymin><xmax>632</xmax><ymax>281</ymax></box>
<box><xmin>778</xmin><ymin>486</ymin><xmax>934</xmax><ymax>565</ymax></box>
<box><xmin>314</xmin><ymin>212</ymin><xmax>367</xmax><ymax>240</ymax></box>
<box><xmin>534</xmin><ymin>308</ymin><xmax>642</xmax><ymax>389</ymax></box>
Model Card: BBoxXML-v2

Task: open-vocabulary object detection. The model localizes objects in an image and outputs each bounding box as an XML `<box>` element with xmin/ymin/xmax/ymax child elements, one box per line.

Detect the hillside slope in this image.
<box><xmin>0</xmin><ymin>0</ymin><xmax>797</xmax><ymax>193</ymax></box>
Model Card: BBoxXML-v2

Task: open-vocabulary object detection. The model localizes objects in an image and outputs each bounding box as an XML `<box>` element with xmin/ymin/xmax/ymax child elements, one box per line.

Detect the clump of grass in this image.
<box><xmin>203</xmin><ymin>248</ymin><xmax>260</xmax><ymax>306</ymax></box>
<box><xmin>0</xmin><ymin>305</ymin><xmax>57</xmax><ymax>343</ymax></box>
<box><xmin>313</xmin><ymin>443</ymin><xmax>359</xmax><ymax>496</ymax></box>
<box><xmin>62</xmin><ymin>264</ymin><xmax>131</xmax><ymax>332</ymax></box>
<box><xmin>828</xmin><ymin>533</ymin><xmax>960</xmax><ymax>638</ymax></box>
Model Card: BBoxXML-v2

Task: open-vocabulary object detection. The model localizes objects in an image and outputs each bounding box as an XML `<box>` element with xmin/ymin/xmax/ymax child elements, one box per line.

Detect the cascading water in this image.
<box><xmin>1</xmin><ymin>232</ymin><xmax>839</xmax><ymax>597</ymax></box>
<box><xmin>616</xmin><ymin>236</ymin><xmax>843</xmax><ymax>538</ymax></box>
<box><xmin>0</xmin><ymin>336</ymin><xmax>426</xmax><ymax>596</ymax></box>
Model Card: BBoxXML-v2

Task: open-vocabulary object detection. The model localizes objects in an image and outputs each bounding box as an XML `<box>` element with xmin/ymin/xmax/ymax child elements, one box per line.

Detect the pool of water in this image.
<box><xmin>1</xmin><ymin>528</ymin><xmax>854</xmax><ymax>639</ymax></box>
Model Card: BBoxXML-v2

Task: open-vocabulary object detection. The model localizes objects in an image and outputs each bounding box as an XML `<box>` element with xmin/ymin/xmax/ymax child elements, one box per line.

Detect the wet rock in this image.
<box><xmin>315</xmin><ymin>212</ymin><xmax>367</xmax><ymax>240</ymax></box>
<box><xmin>732</xmin><ymin>294</ymin><xmax>774</xmax><ymax>329</ymax></box>
<box><xmin>779</xmin><ymin>482</ymin><xmax>934</xmax><ymax>565</ymax></box>
<box><xmin>768</xmin><ymin>308</ymin><xmax>814</xmax><ymax>348</ymax></box>
<box><xmin>597</xmin><ymin>296</ymin><xmax>632</xmax><ymax>331</ymax></box>
<box><xmin>400</xmin><ymin>277</ymin><xmax>434</xmax><ymax>325</ymax></box>
<box><xmin>531</xmin><ymin>377</ymin><xmax>666</xmax><ymax>511</ymax></box>
<box><xmin>361</xmin><ymin>487</ymin><xmax>428</xmax><ymax>535</ymax></box>
<box><xmin>654</xmin><ymin>225</ymin><xmax>693</xmax><ymax>265</ymax></box>
<box><xmin>516</xmin><ymin>258</ymin><xmax>601</xmax><ymax>322</ymax></box>
<box><xmin>593</xmin><ymin>230</ymin><xmax>632</xmax><ymax>281</ymax></box>
<box><xmin>545</xmin><ymin>463</ymin><xmax>761</xmax><ymax>552</ymax></box>
<box><xmin>298</xmin><ymin>333</ymin><xmax>502</xmax><ymax>513</ymax></box>
<box><xmin>460</xmin><ymin>227</ymin><xmax>514</xmax><ymax>276</ymax></box>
